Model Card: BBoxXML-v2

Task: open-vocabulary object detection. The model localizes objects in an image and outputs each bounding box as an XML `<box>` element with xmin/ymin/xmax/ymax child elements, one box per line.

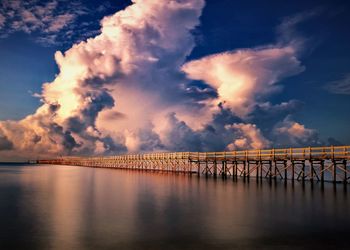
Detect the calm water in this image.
<box><xmin>0</xmin><ymin>164</ymin><xmax>349</xmax><ymax>250</ymax></box>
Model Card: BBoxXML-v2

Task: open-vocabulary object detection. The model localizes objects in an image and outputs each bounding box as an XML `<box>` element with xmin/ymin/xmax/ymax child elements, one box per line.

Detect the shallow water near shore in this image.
<box><xmin>0</xmin><ymin>164</ymin><xmax>349</xmax><ymax>249</ymax></box>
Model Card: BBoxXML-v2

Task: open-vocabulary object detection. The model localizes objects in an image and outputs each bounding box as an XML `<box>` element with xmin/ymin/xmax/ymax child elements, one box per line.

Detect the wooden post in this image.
<box><xmin>290</xmin><ymin>148</ymin><xmax>293</xmax><ymax>181</ymax></box>
<box><xmin>245</xmin><ymin>150</ymin><xmax>248</xmax><ymax>178</ymax></box>
<box><xmin>222</xmin><ymin>161</ymin><xmax>226</xmax><ymax>178</ymax></box>
<box><xmin>320</xmin><ymin>160</ymin><xmax>324</xmax><ymax>183</ymax></box>
<box><xmin>343</xmin><ymin>147</ymin><xmax>347</xmax><ymax>184</ymax></box>
<box><xmin>309</xmin><ymin>147</ymin><xmax>313</xmax><ymax>181</ymax></box>
<box><xmin>344</xmin><ymin>160</ymin><xmax>347</xmax><ymax>184</ymax></box>
<box><xmin>284</xmin><ymin>160</ymin><xmax>287</xmax><ymax>180</ymax></box>
<box><xmin>205</xmin><ymin>160</ymin><xmax>209</xmax><ymax>177</ymax></box>
<box><xmin>272</xmin><ymin>148</ymin><xmax>276</xmax><ymax>180</ymax></box>
<box><xmin>258</xmin><ymin>149</ymin><xmax>261</xmax><ymax>179</ymax></box>
<box><xmin>235</xmin><ymin>161</ymin><xmax>238</xmax><ymax>178</ymax></box>
<box><xmin>205</xmin><ymin>152</ymin><xmax>208</xmax><ymax>176</ymax></box>
<box><xmin>197</xmin><ymin>161</ymin><xmax>200</xmax><ymax>177</ymax></box>
<box><xmin>247</xmin><ymin>161</ymin><xmax>250</xmax><ymax>178</ymax></box>
<box><xmin>332</xmin><ymin>146</ymin><xmax>336</xmax><ymax>183</ymax></box>
<box><xmin>214</xmin><ymin>161</ymin><xmax>217</xmax><ymax>177</ymax></box>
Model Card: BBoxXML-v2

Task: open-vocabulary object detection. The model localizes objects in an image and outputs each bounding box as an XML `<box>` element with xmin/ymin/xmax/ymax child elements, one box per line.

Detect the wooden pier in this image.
<box><xmin>37</xmin><ymin>145</ymin><xmax>350</xmax><ymax>184</ymax></box>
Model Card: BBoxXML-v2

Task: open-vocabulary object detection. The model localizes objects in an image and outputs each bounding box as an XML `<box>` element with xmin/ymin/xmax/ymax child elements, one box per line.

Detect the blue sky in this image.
<box><xmin>194</xmin><ymin>0</ymin><xmax>350</xmax><ymax>143</ymax></box>
<box><xmin>0</xmin><ymin>0</ymin><xmax>129</xmax><ymax>120</ymax></box>
<box><xmin>0</xmin><ymin>0</ymin><xmax>349</xmax><ymax>159</ymax></box>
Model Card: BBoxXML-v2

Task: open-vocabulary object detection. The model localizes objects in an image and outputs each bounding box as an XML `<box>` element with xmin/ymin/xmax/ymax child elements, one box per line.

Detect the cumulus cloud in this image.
<box><xmin>182</xmin><ymin>46</ymin><xmax>304</xmax><ymax>117</ymax></box>
<box><xmin>272</xmin><ymin>116</ymin><xmax>321</xmax><ymax>147</ymax></box>
<box><xmin>0</xmin><ymin>0</ymin><xmax>327</xmax><ymax>160</ymax></box>
<box><xmin>226</xmin><ymin>123</ymin><xmax>271</xmax><ymax>150</ymax></box>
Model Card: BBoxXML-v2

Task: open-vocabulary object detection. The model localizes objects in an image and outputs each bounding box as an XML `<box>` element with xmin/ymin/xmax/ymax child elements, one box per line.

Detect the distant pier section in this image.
<box><xmin>37</xmin><ymin>146</ymin><xmax>350</xmax><ymax>183</ymax></box>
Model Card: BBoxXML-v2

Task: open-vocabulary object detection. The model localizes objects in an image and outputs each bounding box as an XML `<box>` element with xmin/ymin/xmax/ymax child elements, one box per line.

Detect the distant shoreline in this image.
<box><xmin>0</xmin><ymin>162</ymin><xmax>31</xmax><ymax>164</ymax></box>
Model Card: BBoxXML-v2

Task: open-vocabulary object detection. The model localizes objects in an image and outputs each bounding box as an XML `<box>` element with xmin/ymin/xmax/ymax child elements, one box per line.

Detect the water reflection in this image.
<box><xmin>0</xmin><ymin>164</ymin><xmax>349</xmax><ymax>249</ymax></box>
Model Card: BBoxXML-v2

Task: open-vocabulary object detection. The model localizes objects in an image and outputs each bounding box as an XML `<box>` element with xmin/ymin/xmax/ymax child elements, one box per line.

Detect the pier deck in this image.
<box><xmin>37</xmin><ymin>146</ymin><xmax>350</xmax><ymax>183</ymax></box>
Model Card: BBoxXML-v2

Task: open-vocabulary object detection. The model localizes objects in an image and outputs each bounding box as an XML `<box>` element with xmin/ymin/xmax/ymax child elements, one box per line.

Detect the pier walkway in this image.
<box><xmin>37</xmin><ymin>146</ymin><xmax>350</xmax><ymax>183</ymax></box>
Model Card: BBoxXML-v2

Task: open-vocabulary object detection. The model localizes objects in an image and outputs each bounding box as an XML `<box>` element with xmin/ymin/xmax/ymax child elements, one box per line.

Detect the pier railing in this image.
<box><xmin>191</xmin><ymin>146</ymin><xmax>350</xmax><ymax>160</ymax></box>
<box><xmin>37</xmin><ymin>145</ymin><xmax>350</xmax><ymax>183</ymax></box>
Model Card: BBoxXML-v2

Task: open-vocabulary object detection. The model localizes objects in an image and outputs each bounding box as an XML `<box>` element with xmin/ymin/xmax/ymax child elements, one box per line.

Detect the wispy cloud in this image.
<box><xmin>0</xmin><ymin>0</ymin><xmax>106</xmax><ymax>46</ymax></box>
<box><xmin>325</xmin><ymin>74</ymin><xmax>350</xmax><ymax>95</ymax></box>
<box><xmin>44</xmin><ymin>13</ymin><xmax>76</xmax><ymax>33</ymax></box>
<box><xmin>0</xmin><ymin>13</ymin><xmax>5</xmax><ymax>28</ymax></box>
<box><xmin>276</xmin><ymin>8</ymin><xmax>323</xmax><ymax>50</ymax></box>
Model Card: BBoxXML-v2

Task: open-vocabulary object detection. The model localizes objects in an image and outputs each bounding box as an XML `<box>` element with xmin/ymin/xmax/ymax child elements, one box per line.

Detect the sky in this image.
<box><xmin>0</xmin><ymin>0</ymin><xmax>349</xmax><ymax>160</ymax></box>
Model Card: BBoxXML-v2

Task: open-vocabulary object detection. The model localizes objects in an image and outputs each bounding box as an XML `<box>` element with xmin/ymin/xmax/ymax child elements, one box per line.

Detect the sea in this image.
<box><xmin>0</xmin><ymin>163</ymin><xmax>349</xmax><ymax>249</ymax></box>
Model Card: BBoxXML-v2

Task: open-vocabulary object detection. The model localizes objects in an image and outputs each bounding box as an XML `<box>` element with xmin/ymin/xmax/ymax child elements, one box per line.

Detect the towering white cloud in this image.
<box><xmin>0</xmin><ymin>0</ymin><xmax>206</xmax><ymax>160</ymax></box>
